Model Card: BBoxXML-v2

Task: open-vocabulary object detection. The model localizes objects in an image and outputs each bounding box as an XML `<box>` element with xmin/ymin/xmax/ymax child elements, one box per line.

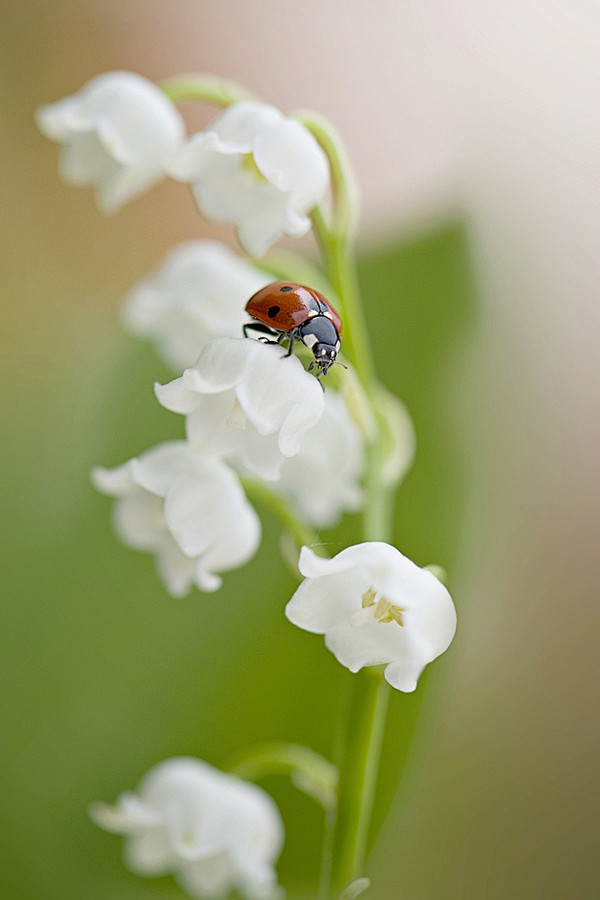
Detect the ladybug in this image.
<box><xmin>243</xmin><ymin>281</ymin><xmax>342</xmax><ymax>377</ymax></box>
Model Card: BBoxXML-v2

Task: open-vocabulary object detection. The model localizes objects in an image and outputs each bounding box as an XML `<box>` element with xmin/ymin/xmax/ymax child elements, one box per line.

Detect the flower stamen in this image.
<box><xmin>240</xmin><ymin>153</ymin><xmax>268</xmax><ymax>183</ymax></box>
<box><xmin>352</xmin><ymin>586</ymin><xmax>404</xmax><ymax>627</ymax></box>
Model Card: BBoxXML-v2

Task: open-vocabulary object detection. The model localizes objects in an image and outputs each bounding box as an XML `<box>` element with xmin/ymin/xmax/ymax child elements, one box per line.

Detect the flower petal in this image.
<box><xmin>95</xmin><ymin>161</ymin><xmax>162</xmax><ymax>213</ymax></box>
<box><xmin>276</xmin><ymin>389</ymin><xmax>364</xmax><ymax>527</ymax></box>
<box><xmin>89</xmin><ymin>793</ymin><xmax>162</xmax><ymax>833</ymax></box>
<box><xmin>285</xmin><ymin>567</ymin><xmax>368</xmax><ymax>633</ymax></box>
<box><xmin>253</xmin><ymin>117</ymin><xmax>329</xmax><ymax>208</ymax></box>
<box><xmin>113</xmin><ymin>489</ymin><xmax>166</xmax><ymax>550</ymax></box>
<box><xmin>91</xmin><ymin>461</ymin><xmax>135</xmax><ymax>495</ymax></box>
<box><xmin>155</xmin><ymin>540</ymin><xmax>198</xmax><ymax>598</ymax></box>
<box><xmin>130</xmin><ymin>441</ymin><xmax>200</xmax><ymax>497</ymax></box>
<box><xmin>176</xmin><ymin>852</ymin><xmax>237</xmax><ymax>900</ymax></box>
<box><xmin>124</xmin><ymin>830</ymin><xmax>175</xmax><ymax>876</ymax></box>
<box><xmin>324</xmin><ymin>621</ymin><xmax>409</xmax><ymax>671</ymax></box>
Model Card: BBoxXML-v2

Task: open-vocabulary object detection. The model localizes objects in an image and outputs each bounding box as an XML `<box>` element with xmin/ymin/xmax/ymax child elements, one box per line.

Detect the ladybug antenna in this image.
<box><xmin>334</xmin><ymin>360</ymin><xmax>348</xmax><ymax>370</ymax></box>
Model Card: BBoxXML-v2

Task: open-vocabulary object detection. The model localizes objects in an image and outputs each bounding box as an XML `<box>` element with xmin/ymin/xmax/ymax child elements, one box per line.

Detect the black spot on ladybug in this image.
<box><xmin>267</xmin><ymin>305</ymin><xmax>280</xmax><ymax>318</ymax></box>
<box><xmin>280</xmin><ymin>286</ymin><xmax>293</xmax><ymax>292</ymax></box>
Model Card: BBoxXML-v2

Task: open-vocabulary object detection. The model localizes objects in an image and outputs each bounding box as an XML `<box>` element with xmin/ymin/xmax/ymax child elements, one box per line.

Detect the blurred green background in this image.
<box><xmin>3</xmin><ymin>3</ymin><xmax>599</xmax><ymax>899</ymax></box>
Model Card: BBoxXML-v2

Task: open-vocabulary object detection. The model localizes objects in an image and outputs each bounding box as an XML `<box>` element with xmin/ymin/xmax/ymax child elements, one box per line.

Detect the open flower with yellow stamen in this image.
<box><xmin>285</xmin><ymin>543</ymin><xmax>457</xmax><ymax>692</ymax></box>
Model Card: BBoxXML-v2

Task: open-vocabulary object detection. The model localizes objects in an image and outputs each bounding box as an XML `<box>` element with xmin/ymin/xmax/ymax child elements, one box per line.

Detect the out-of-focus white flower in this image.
<box><xmin>275</xmin><ymin>389</ymin><xmax>364</xmax><ymax>528</ymax></box>
<box><xmin>285</xmin><ymin>543</ymin><xmax>456</xmax><ymax>692</ymax></box>
<box><xmin>90</xmin><ymin>756</ymin><xmax>284</xmax><ymax>900</ymax></box>
<box><xmin>122</xmin><ymin>241</ymin><xmax>271</xmax><ymax>370</ymax></box>
<box><xmin>155</xmin><ymin>338</ymin><xmax>325</xmax><ymax>481</ymax></box>
<box><xmin>36</xmin><ymin>71</ymin><xmax>185</xmax><ymax>212</ymax></box>
<box><xmin>168</xmin><ymin>101</ymin><xmax>329</xmax><ymax>257</ymax></box>
<box><xmin>91</xmin><ymin>441</ymin><xmax>260</xmax><ymax>594</ymax></box>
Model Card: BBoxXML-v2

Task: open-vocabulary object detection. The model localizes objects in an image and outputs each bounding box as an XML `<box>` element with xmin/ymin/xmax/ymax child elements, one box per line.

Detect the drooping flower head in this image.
<box><xmin>121</xmin><ymin>240</ymin><xmax>271</xmax><ymax>370</ymax></box>
<box><xmin>155</xmin><ymin>338</ymin><xmax>325</xmax><ymax>482</ymax></box>
<box><xmin>92</xmin><ymin>441</ymin><xmax>261</xmax><ymax>595</ymax></box>
<box><xmin>90</xmin><ymin>757</ymin><xmax>284</xmax><ymax>900</ymax></box>
<box><xmin>285</xmin><ymin>542</ymin><xmax>457</xmax><ymax>691</ymax></box>
<box><xmin>36</xmin><ymin>71</ymin><xmax>185</xmax><ymax>212</ymax></box>
<box><xmin>169</xmin><ymin>102</ymin><xmax>330</xmax><ymax>256</ymax></box>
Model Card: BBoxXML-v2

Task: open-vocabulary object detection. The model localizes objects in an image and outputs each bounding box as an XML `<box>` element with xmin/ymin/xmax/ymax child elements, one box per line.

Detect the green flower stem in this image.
<box><xmin>241</xmin><ymin>478</ymin><xmax>322</xmax><ymax>554</ymax></box>
<box><xmin>160</xmin><ymin>74</ymin><xmax>256</xmax><ymax>106</ymax></box>
<box><xmin>330</xmin><ymin>671</ymin><xmax>390</xmax><ymax>893</ymax></box>
<box><xmin>311</xmin><ymin>211</ymin><xmax>377</xmax><ymax>394</ymax></box>
<box><xmin>308</xmin><ymin>120</ymin><xmax>395</xmax><ymax>897</ymax></box>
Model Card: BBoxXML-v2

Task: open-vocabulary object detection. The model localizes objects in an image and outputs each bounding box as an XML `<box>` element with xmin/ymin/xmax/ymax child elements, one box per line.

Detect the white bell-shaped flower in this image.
<box><xmin>90</xmin><ymin>756</ymin><xmax>284</xmax><ymax>900</ymax></box>
<box><xmin>155</xmin><ymin>338</ymin><xmax>325</xmax><ymax>482</ymax></box>
<box><xmin>285</xmin><ymin>543</ymin><xmax>457</xmax><ymax>692</ymax></box>
<box><xmin>36</xmin><ymin>71</ymin><xmax>185</xmax><ymax>212</ymax></box>
<box><xmin>275</xmin><ymin>389</ymin><xmax>364</xmax><ymax>528</ymax></box>
<box><xmin>122</xmin><ymin>241</ymin><xmax>271</xmax><ymax>370</ymax></box>
<box><xmin>91</xmin><ymin>441</ymin><xmax>260</xmax><ymax>594</ymax></box>
<box><xmin>168</xmin><ymin>101</ymin><xmax>329</xmax><ymax>257</ymax></box>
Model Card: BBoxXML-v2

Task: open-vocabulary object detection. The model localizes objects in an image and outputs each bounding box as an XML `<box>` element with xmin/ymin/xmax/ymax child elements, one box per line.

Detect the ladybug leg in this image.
<box><xmin>282</xmin><ymin>331</ymin><xmax>298</xmax><ymax>358</ymax></box>
<box><xmin>243</xmin><ymin>322</ymin><xmax>279</xmax><ymax>344</ymax></box>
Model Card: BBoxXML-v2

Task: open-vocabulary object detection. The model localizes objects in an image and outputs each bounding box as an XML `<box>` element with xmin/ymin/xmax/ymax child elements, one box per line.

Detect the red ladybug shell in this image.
<box><xmin>245</xmin><ymin>281</ymin><xmax>342</xmax><ymax>335</ymax></box>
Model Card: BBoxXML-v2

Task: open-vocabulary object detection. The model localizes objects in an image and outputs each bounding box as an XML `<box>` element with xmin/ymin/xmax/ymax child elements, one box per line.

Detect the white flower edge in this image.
<box><xmin>285</xmin><ymin>542</ymin><xmax>457</xmax><ymax>692</ymax></box>
<box><xmin>168</xmin><ymin>101</ymin><xmax>329</xmax><ymax>256</ymax></box>
<box><xmin>92</xmin><ymin>441</ymin><xmax>261</xmax><ymax>595</ymax></box>
<box><xmin>155</xmin><ymin>338</ymin><xmax>325</xmax><ymax>481</ymax></box>
<box><xmin>36</xmin><ymin>71</ymin><xmax>185</xmax><ymax>212</ymax></box>
<box><xmin>90</xmin><ymin>757</ymin><xmax>284</xmax><ymax>900</ymax></box>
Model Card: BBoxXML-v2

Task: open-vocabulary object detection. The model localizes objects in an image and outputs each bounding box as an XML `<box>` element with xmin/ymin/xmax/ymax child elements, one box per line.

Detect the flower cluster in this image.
<box><xmin>37</xmin><ymin>68</ymin><xmax>451</xmax><ymax>684</ymax></box>
<box><xmin>37</xmin><ymin>72</ymin><xmax>374</xmax><ymax>596</ymax></box>
<box><xmin>38</xmin><ymin>70</ymin><xmax>457</xmax><ymax>900</ymax></box>
<box><xmin>36</xmin><ymin>72</ymin><xmax>329</xmax><ymax>256</ymax></box>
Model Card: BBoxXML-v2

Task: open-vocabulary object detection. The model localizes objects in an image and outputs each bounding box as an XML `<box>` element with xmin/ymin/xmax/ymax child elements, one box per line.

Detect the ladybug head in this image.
<box><xmin>309</xmin><ymin>343</ymin><xmax>338</xmax><ymax>376</ymax></box>
<box><xmin>299</xmin><ymin>316</ymin><xmax>341</xmax><ymax>377</ymax></box>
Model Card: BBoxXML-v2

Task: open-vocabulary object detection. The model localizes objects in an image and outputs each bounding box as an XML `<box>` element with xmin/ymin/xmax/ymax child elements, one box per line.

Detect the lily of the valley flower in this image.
<box><xmin>168</xmin><ymin>101</ymin><xmax>329</xmax><ymax>257</ymax></box>
<box><xmin>90</xmin><ymin>756</ymin><xmax>284</xmax><ymax>900</ymax></box>
<box><xmin>92</xmin><ymin>441</ymin><xmax>260</xmax><ymax>594</ymax></box>
<box><xmin>275</xmin><ymin>389</ymin><xmax>364</xmax><ymax>528</ymax></box>
<box><xmin>36</xmin><ymin>71</ymin><xmax>184</xmax><ymax>212</ymax></box>
<box><xmin>122</xmin><ymin>241</ymin><xmax>271</xmax><ymax>370</ymax></box>
<box><xmin>155</xmin><ymin>338</ymin><xmax>325</xmax><ymax>481</ymax></box>
<box><xmin>285</xmin><ymin>542</ymin><xmax>457</xmax><ymax>692</ymax></box>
